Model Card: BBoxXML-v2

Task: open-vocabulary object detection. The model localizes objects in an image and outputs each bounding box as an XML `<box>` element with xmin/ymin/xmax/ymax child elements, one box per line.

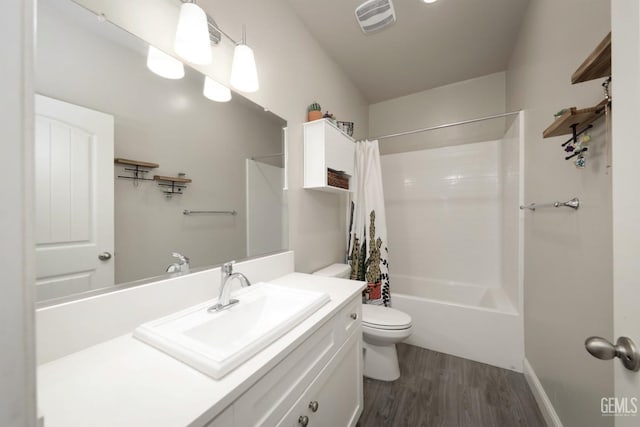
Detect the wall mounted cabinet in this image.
<box><xmin>303</xmin><ymin>119</ymin><xmax>355</xmax><ymax>193</ymax></box>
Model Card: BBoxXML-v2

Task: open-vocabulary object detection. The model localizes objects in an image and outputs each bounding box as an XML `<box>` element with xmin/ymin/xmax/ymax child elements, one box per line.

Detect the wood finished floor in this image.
<box><xmin>357</xmin><ymin>344</ymin><xmax>546</xmax><ymax>427</ymax></box>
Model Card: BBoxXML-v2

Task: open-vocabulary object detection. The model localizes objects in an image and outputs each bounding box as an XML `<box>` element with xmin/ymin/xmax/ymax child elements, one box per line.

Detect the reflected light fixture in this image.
<box><xmin>230</xmin><ymin>27</ymin><xmax>259</xmax><ymax>93</ymax></box>
<box><xmin>146</xmin><ymin>45</ymin><xmax>185</xmax><ymax>79</ymax></box>
<box><xmin>174</xmin><ymin>1</ymin><xmax>212</xmax><ymax>65</ymax></box>
<box><xmin>421</xmin><ymin>0</ymin><xmax>439</xmax><ymax>3</ymax></box>
<box><xmin>203</xmin><ymin>76</ymin><xmax>232</xmax><ymax>102</ymax></box>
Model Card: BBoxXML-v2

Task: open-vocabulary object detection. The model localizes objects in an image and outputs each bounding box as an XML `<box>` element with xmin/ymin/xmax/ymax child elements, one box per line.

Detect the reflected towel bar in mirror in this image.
<box><xmin>519</xmin><ymin>197</ymin><xmax>580</xmax><ymax>211</ymax></box>
<box><xmin>183</xmin><ymin>209</ymin><xmax>237</xmax><ymax>216</ymax></box>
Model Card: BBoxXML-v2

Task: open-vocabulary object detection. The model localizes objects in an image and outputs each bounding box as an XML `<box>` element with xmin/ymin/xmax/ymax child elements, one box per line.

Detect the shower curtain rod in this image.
<box><xmin>251</xmin><ymin>152</ymin><xmax>284</xmax><ymax>160</ymax></box>
<box><xmin>372</xmin><ymin>111</ymin><xmax>521</xmax><ymax>141</ymax></box>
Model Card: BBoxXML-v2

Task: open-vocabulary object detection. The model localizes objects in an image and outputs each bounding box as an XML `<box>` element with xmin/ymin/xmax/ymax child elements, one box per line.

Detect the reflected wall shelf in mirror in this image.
<box><xmin>303</xmin><ymin>119</ymin><xmax>354</xmax><ymax>193</ymax></box>
<box><xmin>115</xmin><ymin>158</ymin><xmax>159</xmax><ymax>185</ymax></box>
<box><xmin>154</xmin><ymin>175</ymin><xmax>192</xmax><ymax>198</ymax></box>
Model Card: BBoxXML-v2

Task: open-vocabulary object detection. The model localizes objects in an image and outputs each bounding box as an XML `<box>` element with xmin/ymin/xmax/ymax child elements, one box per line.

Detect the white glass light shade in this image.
<box><xmin>230</xmin><ymin>44</ymin><xmax>259</xmax><ymax>93</ymax></box>
<box><xmin>174</xmin><ymin>2</ymin><xmax>212</xmax><ymax>65</ymax></box>
<box><xmin>421</xmin><ymin>0</ymin><xmax>438</xmax><ymax>3</ymax></box>
<box><xmin>203</xmin><ymin>76</ymin><xmax>232</xmax><ymax>102</ymax></box>
<box><xmin>146</xmin><ymin>46</ymin><xmax>185</xmax><ymax>79</ymax></box>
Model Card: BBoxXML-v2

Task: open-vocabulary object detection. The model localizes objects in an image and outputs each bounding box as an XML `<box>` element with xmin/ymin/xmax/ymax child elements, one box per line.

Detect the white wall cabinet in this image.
<box><xmin>206</xmin><ymin>296</ymin><xmax>363</xmax><ymax>427</ymax></box>
<box><xmin>303</xmin><ymin>119</ymin><xmax>355</xmax><ymax>193</ymax></box>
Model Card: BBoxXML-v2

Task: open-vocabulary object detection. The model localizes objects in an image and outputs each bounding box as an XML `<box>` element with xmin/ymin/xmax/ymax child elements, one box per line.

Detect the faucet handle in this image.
<box><xmin>222</xmin><ymin>260</ymin><xmax>235</xmax><ymax>274</ymax></box>
<box><xmin>171</xmin><ymin>252</ymin><xmax>189</xmax><ymax>264</ymax></box>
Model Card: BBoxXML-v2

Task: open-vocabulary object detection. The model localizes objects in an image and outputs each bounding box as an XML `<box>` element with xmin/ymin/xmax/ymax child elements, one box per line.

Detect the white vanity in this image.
<box><xmin>36</xmin><ymin>252</ymin><xmax>365</xmax><ymax>427</ymax></box>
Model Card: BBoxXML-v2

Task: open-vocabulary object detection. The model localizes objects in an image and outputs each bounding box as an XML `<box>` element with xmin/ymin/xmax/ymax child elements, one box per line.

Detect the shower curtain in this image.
<box><xmin>348</xmin><ymin>139</ymin><xmax>390</xmax><ymax>306</ymax></box>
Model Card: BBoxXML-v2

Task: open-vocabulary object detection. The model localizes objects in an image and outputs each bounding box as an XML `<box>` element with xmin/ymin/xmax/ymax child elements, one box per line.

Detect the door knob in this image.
<box><xmin>298</xmin><ymin>415</ymin><xmax>309</xmax><ymax>426</ymax></box>
<box><xmin>308</xmin><ymin>400</ymin><xmax>319</xmax><ymax>412</ymax></box>
<box><xmin>98</xmin><ymin>252</ymin><xmax>112</xmax><ymax>261</ymax></box>
<box><xmin>585</xmin><ymin>336</ymin><xmax>640</xmax><ymax>371</ymax></box>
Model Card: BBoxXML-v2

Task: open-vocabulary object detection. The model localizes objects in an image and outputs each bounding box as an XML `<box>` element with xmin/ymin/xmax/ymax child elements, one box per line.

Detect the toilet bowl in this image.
<box><xmin>312</xmin><ymin>263</ymin><xmax>413</xmax><ymax>381</ymax></box>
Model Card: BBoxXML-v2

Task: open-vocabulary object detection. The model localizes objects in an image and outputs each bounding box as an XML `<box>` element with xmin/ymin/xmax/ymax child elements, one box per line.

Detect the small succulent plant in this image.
<box><xmin>308</xmin><ymin>102</ymin><xmax>321</xmax><ymax>112</ymax></box>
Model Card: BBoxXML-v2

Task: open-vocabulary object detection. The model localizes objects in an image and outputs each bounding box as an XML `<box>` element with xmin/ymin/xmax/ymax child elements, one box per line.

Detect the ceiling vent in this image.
<box><xmin>355</xmin><ymin>0</ymin><xmax>396</xmax><ymax>34</ymax></box>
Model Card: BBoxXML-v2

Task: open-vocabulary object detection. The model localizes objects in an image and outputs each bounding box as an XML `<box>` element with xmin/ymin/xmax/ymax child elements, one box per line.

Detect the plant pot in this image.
<box><xmin>308</xmin><ymin>110</ymin><xmax>323</xmax><ymax>121</ymax></box>
<box><xmin>367</xmin><ymin>282</ymin><xmax>382</xmax><ymax>300</ymax></box>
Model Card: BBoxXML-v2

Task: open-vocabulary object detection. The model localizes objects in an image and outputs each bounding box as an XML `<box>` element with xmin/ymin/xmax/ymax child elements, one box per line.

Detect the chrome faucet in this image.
<box><xmin>166</xmin><ymin>252</ymin><xmax>190</xmax><ymax>274</ymax></box>
<box><xmin>208</xmin><ymin>261</ymin><xmax>251</xmax><ymax>312</ymax></box>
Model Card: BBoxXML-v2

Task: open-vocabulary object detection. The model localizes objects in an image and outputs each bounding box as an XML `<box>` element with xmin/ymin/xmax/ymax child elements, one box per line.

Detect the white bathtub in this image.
<box><xmin>391</xmin><ymin>274</ymin><xmax>524</xmax><ymax>372</ymax></box>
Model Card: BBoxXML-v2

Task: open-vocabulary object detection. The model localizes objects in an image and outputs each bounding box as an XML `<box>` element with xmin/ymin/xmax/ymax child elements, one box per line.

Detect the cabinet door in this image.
<box><xmin>278</xmin><ymin>332</ymin><xmax>363</xmax><ymax>427</ymax></box>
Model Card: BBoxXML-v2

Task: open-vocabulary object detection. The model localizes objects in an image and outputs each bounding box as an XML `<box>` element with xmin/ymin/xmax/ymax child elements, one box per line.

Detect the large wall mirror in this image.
<box><xmin>35</xmin><ymin>0</ymin><xmax>288</xmax><ymax>304</ymax></box>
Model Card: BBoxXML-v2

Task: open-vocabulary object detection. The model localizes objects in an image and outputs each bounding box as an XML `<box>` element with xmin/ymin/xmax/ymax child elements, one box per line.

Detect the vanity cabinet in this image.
<box><xmin>206</xmin><ymin>296</ymin><xmax>363</xmax><ymax>427</ymax></box>
<box><xmin>303</xmin><ymin>119</ymin><xmax>355</xmax><ymax>193</ymax></box>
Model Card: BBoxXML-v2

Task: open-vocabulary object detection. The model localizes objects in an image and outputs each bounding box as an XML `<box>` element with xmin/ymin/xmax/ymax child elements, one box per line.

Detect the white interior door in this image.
<box><xmin>35</xmin><ymin>95</ymin><xmax>114</xmax><ymax>301</ymax></box>
<box><xmin>611</xmin><ymin>1</ymin><xmax>640</xmax><ymax>425</ymax></box>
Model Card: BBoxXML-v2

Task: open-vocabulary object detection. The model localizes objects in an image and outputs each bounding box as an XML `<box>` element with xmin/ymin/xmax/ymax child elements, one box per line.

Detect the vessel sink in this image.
<box><xmin>133</xmin><ymin>282</ymin><xmax>330</xmax><ymax>379</ymax></box>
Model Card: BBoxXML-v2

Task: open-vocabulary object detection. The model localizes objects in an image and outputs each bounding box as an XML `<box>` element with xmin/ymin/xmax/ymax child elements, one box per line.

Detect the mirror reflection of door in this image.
<box><xmin>35</xmin><ymin>94</ymin><xmax>114</xmax><ymax>301</ymax></box>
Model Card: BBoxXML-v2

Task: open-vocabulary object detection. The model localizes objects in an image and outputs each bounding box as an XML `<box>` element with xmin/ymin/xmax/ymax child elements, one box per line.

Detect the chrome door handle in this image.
<box><xmin>98</xmin><ymin>252</ymin><xmax>112</xmax><ymax>261</ymax></box>
<box><xmin>298</xmin><ymin>415</ymin><xmax>309</xmax><ymax>426</ymax></box>
<box><xmin>350</xmin><ymin>313</ymin><xmax>358</xmax><ymax>320</ymax></box>
<box><xmin>585</xmin><ymin>336</ymin><xmax>640</xmax><ymax>371</ymax></box>
<box><xmin>308</xmin><ymin>400</ymin><xmax>319</xmax><ymax>412</ymax></box>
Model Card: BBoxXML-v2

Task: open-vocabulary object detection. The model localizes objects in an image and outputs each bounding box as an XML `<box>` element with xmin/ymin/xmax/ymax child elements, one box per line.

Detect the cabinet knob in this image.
<box><xmin>350</xmin><ymin>313</ymin><xmax>358</xmax><ymax>320</ymax></box>
<box><xmin>308</xmin><ymin>400</ymin><xmax>319</xmax><ymax>412</ymax></box>
<box><xmin>298</xmin><ymin>415</ymin><xmax>309</xmax><ymax>426</ymax></box>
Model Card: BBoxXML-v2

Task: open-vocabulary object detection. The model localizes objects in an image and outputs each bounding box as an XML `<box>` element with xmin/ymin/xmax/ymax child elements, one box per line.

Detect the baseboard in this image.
<box><xmin>523</xmin><ymin>358</ymin><xmax>563</xmax><ymax>427</ymax></box>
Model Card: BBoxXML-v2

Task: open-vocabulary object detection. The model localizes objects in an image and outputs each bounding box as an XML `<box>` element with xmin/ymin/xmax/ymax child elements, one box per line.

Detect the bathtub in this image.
<box><xmin>390</xmin><ymin>274</ymin><xmax>524</xmax><ymax>372</ymax></box>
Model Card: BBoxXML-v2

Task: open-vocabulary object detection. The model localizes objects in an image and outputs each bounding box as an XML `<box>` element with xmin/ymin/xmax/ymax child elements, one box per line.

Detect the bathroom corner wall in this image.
<box><xmin>74</xmin><ymin>0</ymin><xmax>370</xmax><ymax>273</ymax></box>
<box><xmin>0</xmin><ymin>0</ymin><xmax>37</xmax><ymax>425</ymax></box>
<box><xmin>505</xmin><ymin>1</ymin><xmax>613</xmax><ymax>426</ymax></box>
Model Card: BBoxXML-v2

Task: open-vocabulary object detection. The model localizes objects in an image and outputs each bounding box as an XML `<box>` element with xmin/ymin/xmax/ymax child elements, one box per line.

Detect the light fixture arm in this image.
<box><xmin>179</xmin><ymin>0</ymin><xmax>239</xmax><ymax>45</ymax></box>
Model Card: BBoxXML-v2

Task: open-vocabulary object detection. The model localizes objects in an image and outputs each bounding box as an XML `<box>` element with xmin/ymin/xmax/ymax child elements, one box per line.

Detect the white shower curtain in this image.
<box><xmin>348</xmin><ymin>139</ymin><xmax>390</xmax><ymax>306</ymax></box>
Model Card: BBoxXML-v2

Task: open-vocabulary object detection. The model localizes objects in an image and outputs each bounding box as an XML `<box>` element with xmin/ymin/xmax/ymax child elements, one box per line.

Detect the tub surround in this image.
<box><xmin>36</xmin><ymin>252</ymin><xmax>366</xmax><ymax>426</ymax></box>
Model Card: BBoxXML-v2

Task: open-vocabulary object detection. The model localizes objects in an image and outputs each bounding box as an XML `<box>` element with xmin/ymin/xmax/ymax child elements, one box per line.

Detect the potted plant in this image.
<box><xmin>307</xmin><ymin>102</ymin><xmax>322</xmax><ymax>122</ymax></box>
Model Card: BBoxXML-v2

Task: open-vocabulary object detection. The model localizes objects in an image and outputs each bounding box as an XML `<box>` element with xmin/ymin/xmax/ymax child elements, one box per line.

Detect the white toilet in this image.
<box><xmin>312</xmin><ymin>263</ymin><xmax>413</xmax><ymax>381</ymax></box>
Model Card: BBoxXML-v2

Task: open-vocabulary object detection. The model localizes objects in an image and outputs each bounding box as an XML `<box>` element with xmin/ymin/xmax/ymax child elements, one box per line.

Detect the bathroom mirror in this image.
<box><xmin>35</xmin><ymin>0</ymin><xmax>288</xmax><ymax>304</ymax></box>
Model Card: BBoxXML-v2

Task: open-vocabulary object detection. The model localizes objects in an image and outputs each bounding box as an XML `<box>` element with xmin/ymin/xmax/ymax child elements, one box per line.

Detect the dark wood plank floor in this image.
<box><xmin>357</xmin><ymin>344</ymin><xmax>546</xmax><ymax>427</ymax></box>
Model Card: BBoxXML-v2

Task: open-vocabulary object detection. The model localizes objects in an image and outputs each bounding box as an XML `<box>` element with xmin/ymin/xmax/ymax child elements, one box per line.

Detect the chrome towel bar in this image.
<box><xmin>183</xmin><ymin>209</ymin><xmax>237</xmax><ymax>216</ymax></box>
<box><xmin>519</xmin><ymin>197</ymin><xmax>580</xmax><ymax>211</ymax></box>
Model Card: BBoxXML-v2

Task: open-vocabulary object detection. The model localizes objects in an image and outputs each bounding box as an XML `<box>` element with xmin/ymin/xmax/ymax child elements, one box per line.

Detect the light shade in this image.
<box><xmin>146</xmin><ymin>46</ymin><xmax>185</xmax><ymax>79</ymax></box>
<box><xmin>174</xmin><ymin>2</ymin><xmax>212</xmax><ymax>65</ymax></box>
<box><xmin>230</xmin><ymin>44</ymin><xmax>259</xmax><ymax>93</ymax></box>
<box><xmin>203</xmin><ymin>76</ymin><xmax>232</xmax><ymax>102</ymax></box>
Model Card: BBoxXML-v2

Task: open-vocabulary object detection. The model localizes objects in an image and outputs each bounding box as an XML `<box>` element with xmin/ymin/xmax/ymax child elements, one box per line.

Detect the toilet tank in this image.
<box><xmin>312</xmin><ymin>263</ymin><xmax>351</xmax><ymax>279</ymax></box>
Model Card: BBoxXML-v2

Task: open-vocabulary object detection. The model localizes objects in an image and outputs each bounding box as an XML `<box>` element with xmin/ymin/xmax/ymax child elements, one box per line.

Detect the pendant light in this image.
<box><xmin>203</xmin><ymin>76</ymin><xmax>232</xmax><ymax>102</ymax></box>
<box><xmin>230</xmin><ymin>27</ymin><xmax>259</xmax><ymax>93</ymax></box>
<box><xmin>174</xmin><ymin>1</ymin><xmax>212</xmax><ymax>65</ymax></box>
<box><xmin>146</xmin><ymin>46</ymin><xmax>185</xmax><ymax>79</ymax></box>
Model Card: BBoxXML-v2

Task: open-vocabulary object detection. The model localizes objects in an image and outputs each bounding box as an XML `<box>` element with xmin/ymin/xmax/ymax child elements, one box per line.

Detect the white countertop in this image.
<box><xmin>37</xmin><ymin>273</ymin><xmax>364</xmax><ymax>427</ymax></box>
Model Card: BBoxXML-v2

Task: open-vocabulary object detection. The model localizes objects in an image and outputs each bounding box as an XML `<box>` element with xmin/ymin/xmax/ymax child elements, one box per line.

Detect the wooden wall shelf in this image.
<box><xmin>543</xmin><ymin>99</ymin><xmax>609</xmax><ymax>138</ymax></box>
<box><xmin>153</xmin><ymin>175</ymin><xmax>192</xmax><ymax>183</ymax></box>
<box><xmin>571</xmin><ymin>32</ymin><xmax>611</xmax><ymax>84</ymax></box>
<box><xmin>114</xmin><ymin>158</ymin><xmax>159</xmax><ymax>169</ymax></box>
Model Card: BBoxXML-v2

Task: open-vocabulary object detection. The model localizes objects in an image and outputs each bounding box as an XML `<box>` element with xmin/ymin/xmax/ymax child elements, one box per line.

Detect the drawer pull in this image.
<box><xmin>309</xmin><ymin>400</ymin><xmax>319</xmax><ymax>412</ymax></box>
<box><xmin>298</xmin><ymin>415</ymin><xmax>309</xmax><ymax>426</ymax></box>
<box><xmin>350</xmin><ymin>313</ymin><xmax>358</xmax><ymax>320</ymax></box>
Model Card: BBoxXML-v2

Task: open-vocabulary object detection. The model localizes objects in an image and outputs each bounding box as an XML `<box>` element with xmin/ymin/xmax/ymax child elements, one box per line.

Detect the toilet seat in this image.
<box><xmin>362</xmin><ymin>304</ymin><xmax>412</xmax><ymax>330</ymax></box>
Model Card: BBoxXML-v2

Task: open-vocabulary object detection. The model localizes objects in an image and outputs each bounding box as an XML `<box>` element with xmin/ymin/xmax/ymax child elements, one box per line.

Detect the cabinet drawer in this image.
<box><xmin>277</xmin><ymin>330</ymin><xmax>363</xmax><ymax>427</ymax></box>
<box><xmin>333</xmin><ymin>297</ymin><xmax>361</xmax><ymax>344</ymax></box>
<box><xmin>233</xmin><ymin>316</ymin><xmax>338</xmax><ymax>426</ymax></box>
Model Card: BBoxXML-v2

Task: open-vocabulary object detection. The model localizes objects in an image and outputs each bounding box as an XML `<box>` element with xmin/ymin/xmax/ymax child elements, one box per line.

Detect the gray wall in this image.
<box><xmin>369</xmin><ymin>72</ymin><xmax>506</xmax><ymax>154</ymax></box>
<box><xmin>36</xmin><ymin>1</ymin><xmax>284</xmax><ymax>283</ymax></box>
<box><xmin>506</xmin><ymin>0</ymin><xmax>613</xmax><ymax>425</ymax></box>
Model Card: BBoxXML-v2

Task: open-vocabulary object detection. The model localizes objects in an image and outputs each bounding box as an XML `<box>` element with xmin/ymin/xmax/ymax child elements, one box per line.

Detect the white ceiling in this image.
<box><xmin>286</xmin><ymin>0</ymin><xmax>530</xmax><ymax>103</ymax></box>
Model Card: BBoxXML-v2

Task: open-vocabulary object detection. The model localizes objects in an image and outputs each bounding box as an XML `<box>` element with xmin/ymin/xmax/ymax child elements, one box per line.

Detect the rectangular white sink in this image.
<box><xmin>133</xmin><ymin>282</ymin><xmax>330</xmax><ymax>379</ymax></box>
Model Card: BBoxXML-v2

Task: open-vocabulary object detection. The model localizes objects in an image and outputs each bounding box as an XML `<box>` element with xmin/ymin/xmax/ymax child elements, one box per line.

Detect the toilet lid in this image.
<box><xmin>362</xmin><ymin>304</ymin><xmax>412</xmax><ymax>330</ymax></box>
